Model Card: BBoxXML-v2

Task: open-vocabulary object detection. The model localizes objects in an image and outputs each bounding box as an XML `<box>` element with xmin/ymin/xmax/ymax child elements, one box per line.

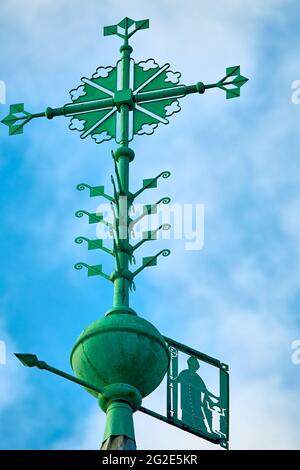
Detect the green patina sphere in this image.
<box><xmin>70</xmin><ymin>313</ymin><xmax>169</xmax><ymax>398</ymax></box>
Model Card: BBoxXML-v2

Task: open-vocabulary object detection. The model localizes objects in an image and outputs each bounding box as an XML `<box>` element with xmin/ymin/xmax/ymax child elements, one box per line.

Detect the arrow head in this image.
<box><xmin>15</xmin><ymin>353</ymin><xmax>39</xmax><ymax>367</ymax></box>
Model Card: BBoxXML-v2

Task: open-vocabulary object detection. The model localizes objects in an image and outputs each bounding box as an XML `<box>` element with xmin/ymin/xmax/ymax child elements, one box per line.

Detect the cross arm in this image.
<box><xmin>46</xmin><ymin>97</ymin><xmax>114</xmax><ymax>119</ymax></box>
<box><xmin>1</xmin><ymin>97</ymin><xmax>114</xmax><ymax>136</ymax></box>
<box><xmin>1</xmin><ymin>67</ymin><xmax>247</xmax><ymax>136</ymax></box>
<box><xmin>135</xmin><ymin>65</ymin><xmax>248</xmax><ymax>104</ymax></box>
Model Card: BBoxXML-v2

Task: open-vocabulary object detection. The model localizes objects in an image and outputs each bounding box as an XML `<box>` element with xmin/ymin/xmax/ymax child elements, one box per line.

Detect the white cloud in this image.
<box><xmin>53</xmin><ymin>404</ymin><xmax>105</xmax><ymax>450</ymax></box>
<box><xmin>0</xmin><ymin>320</ymin><xmax>28</xmax><ymax>411</ymax></box>
<box><xmin>231</xmin><ymin>377</ymin><xmax>300</xmax><ymax>450</ymax></box>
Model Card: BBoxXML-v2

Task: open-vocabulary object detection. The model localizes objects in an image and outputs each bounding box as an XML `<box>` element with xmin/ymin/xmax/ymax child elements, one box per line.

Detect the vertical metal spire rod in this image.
<box><xmin>101</xmin><ymin>21</ymin><xmax>137</xmax><ymax>450</ymax></box>
<box><xmin>112</xmin><ymin>24</ymin><xmax>133</xmax><ymax>312</ymax></box>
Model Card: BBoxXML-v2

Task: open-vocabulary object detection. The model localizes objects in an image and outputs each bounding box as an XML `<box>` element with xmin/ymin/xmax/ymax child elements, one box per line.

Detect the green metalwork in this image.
<box><xmin>132</xmin><ymin>224</ymin><xmax>171</xmax><ymax>251</ymax></box>
<box><xmin>13</xmin><ymin>352</ymin><xmax>168</xmax><ymax>444</ymax></box>
<box><xmin>133</xmin><ymin>249</ymin><xmax>171</xmax><ymax>278</ymax></box>
<box><xmin>74</xmin><ymin>262</ymin><xmax>111</xmax><ymax>280</ymax></box>
<box><xmin>1</xmin><ymin>62</ymin><xmax>248</xmax><ymax>142</ymax></box>
<box><xmin>75</xmin><ymin>236</ymin><xmax>114</xmax><ymax>255</ymax></box>
<box><xmin>4</xmin><ymin>16</ymin><xmax>247</xmax><ymax>449</ymax></box>
<box><xmin>1</xmin><ymin>103</ymin><xmax>44</xmax><ymax>136</ymax></box>
<box><xmin>77</xmin><ymin>183</ymin><xmax>114</xmax><ymax>202</ymax></box>
<box><xmin>15</xmin><ymin>336</ymin><xmax>229</xmax><ymax>450</ymax></box>
<box><xmin>14</xmin><ymin>353</ymin><xmax>104</xmax><ymax>395</ymax></box>
<box><xmin>75</xmin><ymin>210</ymin><xmax>113</xmax><ymax>234</ymax></box>
<box><xmin>1</xmin><ymin>16</ymin><xmax>248</xmax><ymax>143</ymax></box>
<box><xmin>133</xmin><ymin>171</ymin><xmax>171</xmax><ymax>199</ymax></box>
<box><xmin>103</xmin><ymin>17</ymin><xmax>150</xmax><ymax>39</ymax></box>
<box><xmin>165</xmin><ymin>337</ymin><xmax>229</xmax><ymax>449</ymax></box>
<box><xmin>129</xmin><ymin>197</ymin><xmax>171</xmax><ymax>231</ymax></box>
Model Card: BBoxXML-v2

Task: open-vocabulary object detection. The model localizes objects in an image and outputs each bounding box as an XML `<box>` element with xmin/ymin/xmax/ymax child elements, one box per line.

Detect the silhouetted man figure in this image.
<box><xmin>176</xmin><ymin>356</ymin><xmax>218</xmax><ymax>433</ymax></box>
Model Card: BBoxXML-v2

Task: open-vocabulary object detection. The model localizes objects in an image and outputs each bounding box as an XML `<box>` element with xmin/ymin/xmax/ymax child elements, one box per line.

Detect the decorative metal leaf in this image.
<box><xmin>74</xmin><ymin>262</ymin><xmax>105</xmax><ymax>277</ymax></box>
<box><xmin>133</xmin><ymin>171</ymin><xmax>171</xmax><ymax>200</ymax></box>
<box><xmin>75</xmin><ymin>210</ymin><xmax>103</xmax><ymax>224</ymax></box>
<box><xmin>89</xmin><ymin>186</ymin><xmax>105</xmax><ymax>197</ymax></box>
<box><xmin>133</xmin><ymin>249</ymin><xmax>171</xmax><ymax>277</ymax></box>
<box><xmin>143</xmin><ymin>178</ymin><xmax>157</xmax><ymax>190</ymax></box>
<box><xmin>87</xmin><ymin>239</ymin><xmax>104</xmax><ymax>250</ymax></box>
<box><xmin>142</xmin><ymin>230</ymin><xmax>157</xmax><ymax>240</ymax></box>
<box><xmin>142</xmin><ymin>197</ymin><xmax>170</xmax><ymax>216</ymax></box>
<box><xmin>76</xmin><ymin>183</ymin><xmax>113</xmax><ymax>202</ymax></box>
<box><xmin>142</xmin><ymin>256</ymin><xmax>157</xmax><ymax>267</ymax></box>
<box><xmin>143</xmin><ymin>204</ymin><xmax>157</xmax><ymax>215</ymax></box>
<box><xmin>76</xmin><ymin>183</ymin><xmax>105</xmax><ymax>197</ymax></box>
<box><xmin>88</xmin><ymin>213</ymin><xmax>103</xmax><ymax>224</ymax></box>
<box><xmin>75</xmin><ymin>236</ymin><xmax>104</xmax><ymax>250</ymax></box>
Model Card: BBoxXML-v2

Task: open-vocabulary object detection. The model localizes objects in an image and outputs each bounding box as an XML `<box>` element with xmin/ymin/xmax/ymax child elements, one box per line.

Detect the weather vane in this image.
<box><xmin>2</xmin><ymin>17</ymin><xmax>248</xmax><ymax>450</ymax></box>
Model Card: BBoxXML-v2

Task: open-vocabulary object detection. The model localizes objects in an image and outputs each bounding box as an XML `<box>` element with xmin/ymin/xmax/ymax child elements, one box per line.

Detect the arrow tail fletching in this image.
<box><xmin>1</xmin><ymin>103</ymin><xmax>46</xmax><ymax>135</ymax></box>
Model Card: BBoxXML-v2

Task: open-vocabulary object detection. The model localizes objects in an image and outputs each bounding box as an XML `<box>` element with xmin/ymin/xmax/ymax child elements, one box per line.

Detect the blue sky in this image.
<box><xmin>0</xmin><ymin>0</ymin><xmax>300</xmax><ymax>449</ymax></box>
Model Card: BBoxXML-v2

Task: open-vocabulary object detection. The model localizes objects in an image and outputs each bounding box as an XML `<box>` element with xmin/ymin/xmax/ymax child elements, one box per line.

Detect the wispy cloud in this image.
<box><xmin>0</xmin><ymin>320</ymin><xmax>28</xmax><ymax>411</ymax></box>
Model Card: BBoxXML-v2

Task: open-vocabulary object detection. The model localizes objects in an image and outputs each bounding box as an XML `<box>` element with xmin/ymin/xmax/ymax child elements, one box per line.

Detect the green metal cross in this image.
<box><xmin>1</xmin><ymin>17</ymin><xmax>248</xmax><ymax>142</ymax></box>
<box><xmin>3</xmin><ymin>16</ymin><xmax>248</xmax><ymax>450</ymax></box>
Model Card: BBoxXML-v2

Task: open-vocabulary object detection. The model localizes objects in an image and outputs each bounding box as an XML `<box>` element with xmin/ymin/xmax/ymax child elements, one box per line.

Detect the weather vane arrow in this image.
<box><xmin>3</xmin><ymin>16</ymin><xmax>248</xmax><ymax>450</ymax></box>
<box><xmin>15</xmin><ymin>350</ymin><xmax>226</xmax><ymax>448</ymax></box>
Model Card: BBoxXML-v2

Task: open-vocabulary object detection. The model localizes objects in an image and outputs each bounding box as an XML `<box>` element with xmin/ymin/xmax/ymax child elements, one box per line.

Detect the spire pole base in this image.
<box><xmin>99</xmin><ymin>383</ymin><xmax>142</xmax><ymax>450</ymax></box>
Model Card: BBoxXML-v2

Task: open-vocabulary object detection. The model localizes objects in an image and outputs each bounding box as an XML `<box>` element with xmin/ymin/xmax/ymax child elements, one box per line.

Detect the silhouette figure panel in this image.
<box><xmin>176</xmin><ymin>356</ymin><xmax>219</xmax><ymax>434</ymax></box>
